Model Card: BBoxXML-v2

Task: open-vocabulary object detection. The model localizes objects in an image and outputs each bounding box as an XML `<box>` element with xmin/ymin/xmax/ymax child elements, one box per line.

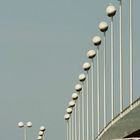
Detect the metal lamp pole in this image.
<box><xmin>106</xmin><ymin>4</ymin><xmax>116</xmax><ymax>120</ymax></box>
<box><xmin>117</xmin><ymin>0</ymin><xmax>124</xmax><ymax>113</ymax></box>
<box><xmin>98</xmin><ymin>21</ymin><xmax>108</xmax><ymax>128</ymax></box>
<box><xmin>87</xmin><ymin>49</ymin><xmax>96</xmax><ymax>139</ymax></box>
<box><xmin>129</xmin><ymin>0</ymin><xmax>133</xmax><ymax>108</ymax></box>
<box><xmin>69</xmin><ymin>100</ymin><xmax>76</xmax><ymax>140</ymax></box>
<box><xmin>79</xmin><ymin>74</ymin><xmax>86</xmax><ymax>140</ymax></box>
<box><xmin>72</xmin><ymin>93</ymin><xmax>79</xmax><ymax>140</ymax></box>
<box><xmin>75</xmin><ymin>84</ymin><xmax>82</xmax><ymax>140</ymax></box>
<box><xmin>67</xmin><ymin>107</ymin><xmax>73</xmax><ymax>140</ymax></box>
<box><xmin>83</xmin><ymin>62</ymin><xmax>91</xmax><ymax>140</ymax></box>
<box><xmin>64</xmin><ymin>114</ymin><xmax>71</xmax><ymax>140</ymax></box>
<box><xmin>92</xmin><ymin>36</ymin><xmax>101</xmax><ymax>134</ymax></box>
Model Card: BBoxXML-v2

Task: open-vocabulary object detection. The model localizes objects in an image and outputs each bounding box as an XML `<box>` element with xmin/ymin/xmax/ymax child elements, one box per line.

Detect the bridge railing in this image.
<box><xmin>97</xmin><ymin>96</ymin><xmax>140</xmax><ymax>139</ymax></box>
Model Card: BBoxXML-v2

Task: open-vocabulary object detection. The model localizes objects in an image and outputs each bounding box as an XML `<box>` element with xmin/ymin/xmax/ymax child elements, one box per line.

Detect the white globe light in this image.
<box><xmin>87</xmin><ymin>50</ymin><xmax>96</xmax><ymax>59</ymax></box>
<box><xmin>39</xmin><ymin>131</ymin><xmax>44</xmax><ymax>136</ymax></box>
<box><xmin>64</xmin><ymin>114</ymin><xmax>70</xmax><ymax>120</ymax></box>
<box><xmin>79</xmin><ymin>74</ymin><xmax>86</xmax><ymax>82</ymax></box>
<box><xmin>18</xmin><ymin>122</ymin><xmax>24</xmax><ymax>128</ymax></box>
<box><xmin>92</xmin><ymin>36</ymin><xmax>101</xmax><ymax>46</ymax></box>
<box><xmin>72</xmin><ymin>93</ymin><xmax>78</xmax><ymax>100</ymax></box>
<box><xmin>66</xmin><ymin>107</ymin><xmax>72</xmax><ymax>114</ymax></box>
<box><xmin>106</xmin><ymin>4</ymin><xmax>116</xmax><ymax>17</ymax></box>
<box><xmin>99</xmin><ymin>21</ymin><xmax>108</xmax><ymax>32</ymax></box>
<box><xmin>83</xmin><ymin>62</ymin><xmax>91</xmax><ymax>71</ymax></box>
<box><xmin>69</xmin><ymin>100</ymin><xmax>75</xmax><ymax>107</ymax></box>
<box><xmin>40</xmin><ymin>126</ymin><xmax>46</xmax><ymax>131</ymax></box>
<box><xmin>75</xmin><ymin>84</ymin><xmax>82</xmax><ymax>92</ymax></box>
<box><xmin>26</xmin><ymin>121</ymin><xmax>32</xmax><ymax>127</ymax></box>
<box><xmin>37</xmin><ymin>136</ymin><xmax>42</xmax><ymax>140</ymax></box>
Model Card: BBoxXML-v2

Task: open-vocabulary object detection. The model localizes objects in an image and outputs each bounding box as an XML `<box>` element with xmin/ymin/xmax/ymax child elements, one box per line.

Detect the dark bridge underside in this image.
<box><xmin>98</xmin><ymin>101</ymin><xmax>140</xmax><ymax>140</ymax></box>
<box><xmin>125</xmin><ymin>129</ymin><xmax>140</xmax><ymax>138</ymax></box>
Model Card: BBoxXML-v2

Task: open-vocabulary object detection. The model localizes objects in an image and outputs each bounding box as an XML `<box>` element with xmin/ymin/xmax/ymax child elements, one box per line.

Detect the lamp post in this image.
<box><xmin>72</xmin><ymin>93</ymin><xmax>79</xmax><ymax>140</ymax></box>
<box><xmin>92</xmin><ymin>36</ymin><xmax>101</xmax><ymax>134</ymax></box>
<box><xmin>83</xmin><ymin>62</ymin><xmax>91</xmax><ymax>140</ymax></box>
<box><xmin>87</xmin><ymin>49</ymin><xmax>96</xmax><ymax>139</ymax></box>
<box><xmin>79</xmin><ymin>74</ymin><xmax>86</xmax><ymax>140</ymax></box>
<box><xmin>67</xmin><ymin>107</ymin><xmax>73</xmax><ymax>140</ymax></box>
<box><xmin>69</xmin><ymin>100</ymin><xmax>76</xmax><ymax>140</ymax></box>
<box><xmin>117</xmin><ymin>0</ymin><xmax>123</xmax><ymax>113</ymax></box>
<box><xmin>75</xmin><ymin>84</ymin><xmax>82</xmax><ymax>140</ymax></box>
<box><xmin>106</xmin><ymin>4</ymin><xmax>116</xmax><ymax>120</ymax></box>
<box><xmin>129</xmin><ymin>0</ymin><xmax>133</xmax><ymax>108</ymax></box>
<box><xmin>99</xmin><ymin>21</ymin><xmax>108</xmax><ymax>128</ymax></box>
<box><xmin>64</xmin><ymin>114</ymin><xmax>70</xmax><ymax>140</ymax></box>
<box><xmin>18</xmin><ymin>121</ymin><xmax>32</xmax><ymax>140</ymax></box>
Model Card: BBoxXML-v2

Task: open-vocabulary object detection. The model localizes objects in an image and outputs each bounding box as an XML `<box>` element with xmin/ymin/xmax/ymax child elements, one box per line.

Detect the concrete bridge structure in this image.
<box><xmin>98</xmin><ymin>97</ymin><xmax>140</xmax><ymax>140</ymax></box>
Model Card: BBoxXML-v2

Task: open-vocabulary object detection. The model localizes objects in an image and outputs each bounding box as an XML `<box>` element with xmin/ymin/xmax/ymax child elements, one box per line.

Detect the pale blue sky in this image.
<box><xmin>0</xmin><ymin>0</ymin><xmax>139</xmax><ymax>140</ymax></box>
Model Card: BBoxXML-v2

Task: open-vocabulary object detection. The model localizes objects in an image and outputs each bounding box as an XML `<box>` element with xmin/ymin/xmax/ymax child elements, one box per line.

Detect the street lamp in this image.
<box><xmin>99</xmin><ymin>21</ymin><xmax>108</xmax><ymax>128</ymax></box>
<box><xmin>69</xmin><ymin>100</ymin><xmax>75</xmax><ymax>140</ymax></box>
<box><xmin>83</xmin><ymin>62</ymin><xmax>91</xmax><ymax>140</ymax></box>
<box><xmin>64</xmin><ymin>114</ymin><xmax>70</xmax><ymax>140</ymax></box>
<box><xmin>18</xmin><ymin>121</ymin><xmax>32</xmax><ymax>140</ymax></box>
<box><xmin>75</xmin><ymin>84</ymin><xmax>82</xmax><ymax>140</ymax></box>
<box><xmin>117</xmin><ymin>0</ymin><xmax>123</xmax><ymax>114</ymax></box>
<box><xmin>87</xmin><ymin>49</ymin><xmax>96</xmax><ymax>140</ymax></box>
<box><xmin>66</xmin><ymin>107</ymin><xmax>73</xmax><ymax>140</ymax></box>
<box><xmin>72</xmin><ymin>93</ymin><xmax>78</xmax><ymax>140</ymax></box>
<box><xmin>92</xmin><ymin>35</ymin><xmax>101</xmax><ymax>134</ymax></box>
<box><xmin>78</xmin><ymin>74</ymin><xmax>86</xmax><ymax>140</ymax></box>
<box><xmin>129</xmin><ymin>0</ymin><xmax>133</xmax><ymax>108</ymax></box>
<box><xmin>106</xmin><ymin>3</ymin><xmax>117</xmax><ymax>120</ymax></box>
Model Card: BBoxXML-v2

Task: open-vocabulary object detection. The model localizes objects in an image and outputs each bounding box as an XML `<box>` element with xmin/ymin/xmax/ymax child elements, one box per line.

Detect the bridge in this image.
<box><xmin>64</xmin><ymin>1</ymin><xmax>139</xmax><ymax>140</ymax></box>
<box><xmin>98</xmin><ymin>97</ymin><xmax>140</xmax><ymax>140</ymax></box>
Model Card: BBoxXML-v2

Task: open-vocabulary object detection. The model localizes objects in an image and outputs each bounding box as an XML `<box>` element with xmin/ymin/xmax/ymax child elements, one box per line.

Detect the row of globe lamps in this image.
<box><xmin>64</xmin><ymin>0</ymin><xmax>134</xmax><ymax>140</ymax></box>
<box><xmin>18</xmin><ymin>122</ymin><xmax>46</xmax><ymax>140</ymax></box>
<box><xmin>37</xmin><ymin>126</ymin><xmax>46</xmax><ymax>140</ymax></box>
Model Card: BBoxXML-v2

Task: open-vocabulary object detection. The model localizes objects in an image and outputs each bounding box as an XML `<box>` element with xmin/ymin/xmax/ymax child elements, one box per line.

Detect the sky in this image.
<box><xmin>0</xmin><ymin>0</ymin><xmax>139</xmax><ymax>140</ymax></box>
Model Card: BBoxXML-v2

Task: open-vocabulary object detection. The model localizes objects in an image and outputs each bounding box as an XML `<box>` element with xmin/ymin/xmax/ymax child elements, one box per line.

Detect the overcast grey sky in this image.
<box><xmin>0</xmin><ymin>0</ymin><xmax>139</xmax><ymax>140</ymax></box>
